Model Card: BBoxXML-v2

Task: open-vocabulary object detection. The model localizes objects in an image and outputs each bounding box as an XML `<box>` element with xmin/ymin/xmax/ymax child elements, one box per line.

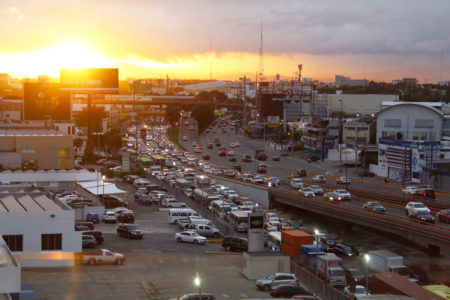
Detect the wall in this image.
<box><xmin>74</xmin><ymin>206</ymin><xmax>105</xmax><ymax>221</ymax></box>
<box><xmin>243</xmin><ymin>252</ymin><xmax>290</xmax><ymax>280</ymax></box>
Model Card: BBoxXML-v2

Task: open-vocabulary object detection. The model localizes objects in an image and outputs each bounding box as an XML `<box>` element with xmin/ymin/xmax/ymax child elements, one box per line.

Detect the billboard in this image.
<box><xmin>23</xmin><ymin>82</ymin><xmax>71</xmax><ymax>121</ymax></box>
<box><xmin>60</xmin><ymin>68</ymin><xmax>119</xmax><ymax>92</ymax></box>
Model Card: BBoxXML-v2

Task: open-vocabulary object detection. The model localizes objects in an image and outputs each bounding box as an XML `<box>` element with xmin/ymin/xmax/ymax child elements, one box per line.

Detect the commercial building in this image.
<box><xmin>0</xmin><ymin>190</ymin><xmax>81</xmax><ymax>267</ymax></box>
<box><xmin>343</xmin><ymin>121</ymin><xmax>374</xmax><ymax>145</ymax></box>
<box><xmin>0</xmin><ymin>130</ymin><xmax>73</xmax><ymax>169</ymax></box>
<box><xmin>0</xmin><ymin>237</ymin><xmax>21</xmax><ymax>297</ymax></box>
<box><xmin>335</xmin><ymin>75</ymin><xmax>368</xmax><ymax>87</ymax></box>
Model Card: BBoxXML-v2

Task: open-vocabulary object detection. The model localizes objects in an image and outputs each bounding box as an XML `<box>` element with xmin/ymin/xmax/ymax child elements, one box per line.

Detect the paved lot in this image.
<box><xmin>22</xmin><ymin>182</ymin><xmax>269</xmax><ymax>300</ymax></box>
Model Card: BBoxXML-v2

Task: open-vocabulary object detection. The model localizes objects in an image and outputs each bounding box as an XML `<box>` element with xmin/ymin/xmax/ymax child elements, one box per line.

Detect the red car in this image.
<box><xmin>437</xmin><ymin>210</ymin><xmax>450</xmax><ymax>224</ymax></box>
<box><xmin>218</xmin><ymin>150</ymin><xmax>226</xmax><ymax>156</ymax></box>
<box><xmin>202</xmin><ymin>153</ymin><xmax>210</xmax><ymax>160</ymax></box>
<box><xmin>257</xmin><ymin>164</ymin><xmax>267</xmax><ymax>173</ymax></box>
<box><xmin>212</xmin><ymin>130</ymin><xmax>217</xmax><ymax>134</ymax></box>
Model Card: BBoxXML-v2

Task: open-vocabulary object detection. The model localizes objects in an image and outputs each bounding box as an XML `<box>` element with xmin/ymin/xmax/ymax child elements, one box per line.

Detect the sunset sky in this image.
<box><xmin>1</xmin><ymin>0</ymin><xmax>449</xmax><ymax>82</ymax></box>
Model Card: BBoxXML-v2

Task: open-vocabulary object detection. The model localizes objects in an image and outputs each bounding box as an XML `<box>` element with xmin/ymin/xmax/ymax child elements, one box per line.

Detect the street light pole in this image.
<box><xmin>194</xmin><ymin>273</ymin><xmax>202</xmax><ymax>298</ymax></box>
<box><xmin>102</xmin><ymin>175</ymin><xmax>105</xmax><ymax>203</ymax></box>
<box><xmin>314</xmin><ymin>229</ymin><xmax>319</xmax><ymax>278</ymax></box>
<box><xmin>338</xmin><ymin>99</ymin><xmax>343</xmax><ymax>173</ymax></box>
<box><xmin>364</xmin><ymin>254</ymin><xmax>370</xmax><ymax>295</ymax></box>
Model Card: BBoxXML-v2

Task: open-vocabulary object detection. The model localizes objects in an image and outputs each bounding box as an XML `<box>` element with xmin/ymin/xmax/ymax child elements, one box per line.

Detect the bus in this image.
<box><xmin>151</xmin><ymin>154</ymin><xmax>165</xmax><ymax>167</ymax></box>
<box><xmin>229</xmin><ymin>211</ymin><xmax>249</xmax><ymax>232</ymax></box>
<box><xmin>168</xmin><ymin>208</ymin><xmax>200</xmax><ymax>224</ymax></box>
<box><xmin>175</xmin><ymin>179</ymin><xmax>192</xmax><ymax>191</ymax></box>
<box><xmin>210</xmin><ymin>200</ymin><xmax>232</xmax><ymax>218</ymax></box>
<box><xmin>267</xmin><ymin>231</ymin><xmax>282</xmax><ymax>252</ymax></box>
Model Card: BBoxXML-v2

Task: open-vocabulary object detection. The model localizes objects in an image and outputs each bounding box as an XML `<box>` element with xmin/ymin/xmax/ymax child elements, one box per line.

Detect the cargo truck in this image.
<box><xmin>300</xmin><ymin>244</ymin><xmax>325</xmax><ymax>272</ymax></box>
<box><xmin>371</xmin><ymin>273</ymin><xmax>445</xmax><ymax>300</ymax></box>
<box><xmin>281</xmin><ymin>230</ymin><xmax>314</xmax><ymax>258</ymax></box>
<box><xmin>368</xmin><ymin>250</ymin><xmax>411</xmax><ymax>276</ymax></box>
<box><xmin>193</xmin><ymin>188</ymin><xmax>220</xmax><ymax>206</ymax></box>
<box><xmin>316</xmin><ymin>253</ymin><xmax>346</xmax><ymax>287</ymax></box>
<box><xmin>194</xmin><ymin>175</ymin><xmax>210</xmax><ymax>188</ymax></box>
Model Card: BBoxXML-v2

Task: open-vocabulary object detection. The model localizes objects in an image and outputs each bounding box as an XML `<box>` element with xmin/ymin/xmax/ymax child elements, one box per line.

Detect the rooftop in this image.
<box><xmin>0</xmin><ymin>193</ymin><xmax>64</xmax><ymax>212</ymax></box>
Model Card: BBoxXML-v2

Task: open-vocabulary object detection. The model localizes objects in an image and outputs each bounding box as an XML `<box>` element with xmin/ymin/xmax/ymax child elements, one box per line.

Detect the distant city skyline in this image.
<box><xmin>1</xmin><ymin>0</ymin><xmax>449</xmax><ymax>83</ymax></box>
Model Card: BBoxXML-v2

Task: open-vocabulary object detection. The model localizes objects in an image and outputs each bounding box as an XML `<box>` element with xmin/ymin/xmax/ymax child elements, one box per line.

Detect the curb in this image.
<box><xmin>207</xmin><ymin>239</ymin><xmax>223</xmax><ymax>244</ymax></box>
<box><xmin>204</xmin><ymin>250</ymin><xmax>243</xmax><ymax>255</ymax></box>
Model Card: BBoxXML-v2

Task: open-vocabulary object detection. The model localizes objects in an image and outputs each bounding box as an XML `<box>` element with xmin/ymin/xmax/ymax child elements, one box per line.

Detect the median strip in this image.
<box><xmin>204</xmin><ymin>250</ymin><xmax>243</xmax><ymax>255</ymax></box>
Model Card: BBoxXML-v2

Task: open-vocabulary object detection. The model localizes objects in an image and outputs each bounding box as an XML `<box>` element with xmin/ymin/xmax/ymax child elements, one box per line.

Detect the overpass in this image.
<box><xmin>269</xmin><ymin>187</ymin><xmax>450</xmax><ymax>256</ymax></box>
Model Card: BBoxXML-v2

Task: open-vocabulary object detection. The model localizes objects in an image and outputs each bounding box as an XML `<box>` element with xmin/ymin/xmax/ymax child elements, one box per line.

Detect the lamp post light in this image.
<box><xmin>102</xmin><ymin>175</ymin><xmax>106</xmax><ymax>203</ymax></box>
<box><xmin>194</xmin><ymin>273</ymin><xmax>202</xmax><ymax>298</ymax></box>
<box><xmin>314</xmin><ymin>229</ymin><xmax>319</xmax><ymax>278</ymax></box>
<box><xmin>338</xmin><ymin>99</ymin><xmax>343</xmax><ymax>173</ymax></box>
<box><xmin>364</xmin><ymin>254</ymin><xmax>370</xmax><ymax>295</ymax></box>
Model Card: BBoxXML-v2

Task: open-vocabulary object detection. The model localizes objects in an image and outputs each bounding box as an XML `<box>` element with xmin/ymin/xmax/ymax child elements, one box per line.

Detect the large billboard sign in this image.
<box><xmin>60</xmin><ymin>68</ymin><xmax>119</xmax><ymax>92</ymax></box>
<box><xmin>23</xmin><ymin>82</ymin><xmax>71</xmax><ymax>121</ymax></box>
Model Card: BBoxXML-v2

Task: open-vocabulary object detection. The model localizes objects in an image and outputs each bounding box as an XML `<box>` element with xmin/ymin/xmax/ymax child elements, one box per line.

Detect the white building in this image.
<box><xmin>0</xmin><ymin>237</ymin><xmax>21</xmax><ymax>296</ymax></box>
<box><xmin>0</xmin><ymin>192</ymin><xmax>81</xmax><ymax>267</ymax></box>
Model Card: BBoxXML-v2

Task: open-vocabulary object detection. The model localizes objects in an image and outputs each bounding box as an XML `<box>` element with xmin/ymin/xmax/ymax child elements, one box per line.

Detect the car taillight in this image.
<box><xmin>424</xmin><ymin>193</ymin><xmax>426</xmax><ymax>196</ymax></box>
<box><xmin>296</xmin><ymin>279</ymin><xmax>299</xmax><ymax>283</ymax></box>
<box><xmin>434</xmin><ymin>192</ymin><xmax>437</xmax><ymax>196</ymax></box>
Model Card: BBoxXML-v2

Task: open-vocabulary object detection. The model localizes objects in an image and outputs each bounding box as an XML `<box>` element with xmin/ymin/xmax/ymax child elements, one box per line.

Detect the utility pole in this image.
<box><xmin>339</xmin><ymin>99</ymin><xmax>343</xmax><ymax>173</ymax></box>
<box><xmin>242</xmin><ymin>76</ymin><xmax>247</xmax><ymax>127</ymax></box>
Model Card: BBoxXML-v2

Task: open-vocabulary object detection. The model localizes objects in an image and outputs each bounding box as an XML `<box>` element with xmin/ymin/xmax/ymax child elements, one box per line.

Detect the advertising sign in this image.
<box><xmin>23</xmin><ymin>82</ymin><xmax>71</xmax><ymax>120</ymax></box>
<box><xmin>60</xmin><ymin>68</ymin><xmax>119</xmax><ymax>92</ymax></box>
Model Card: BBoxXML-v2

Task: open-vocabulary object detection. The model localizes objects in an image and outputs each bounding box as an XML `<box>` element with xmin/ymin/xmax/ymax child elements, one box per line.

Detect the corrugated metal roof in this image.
<box><xmin>0</xmin><ymin>201</ymin><xmax>7</xmax><ymax>212</ymax></box>
<box><xmin>34</xmin><ymin>195</ymin><xmax>62</xmax><ymax>211</ymax></box>
<box><xmin>0</xmin><ymin>195</ymin><xmax>25</xmax><ymax>212</ymax></box>
<box><xmin>16</xmin><ymin>195</ymin><xmax>44</xmax><ymax>211</ymax></box>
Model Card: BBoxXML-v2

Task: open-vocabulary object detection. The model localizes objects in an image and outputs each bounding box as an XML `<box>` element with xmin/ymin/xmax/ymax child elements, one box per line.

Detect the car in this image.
<box><xmin>405</xmin><ymin>202</ymin><xmax>430</xmax><ymax>216</ymax></box>
<box><xmin>251</xmin><ymin>175</ymin><xmax>265</xmax><ymax>184</ymax></box>
<box><xmin>170</xmin><ymin>294</ymin><xmax>216</xmax><ymax>300</ymax></box>
<box><xmin>290</xmin><ymin>178</ymin><xmax>303</xmax><ymax>189</ymax></box>
<box><xmin>299</xmin><ymin>188</ymin><xmax>315</xmax><ymax>197</ymax></box>
<box><xmin>358</xmin><ymin>170</ymin><xmax>375</xmax><ymax>177</ymax></box>
<box><xmin>242</xmin><ymin>173</ymin><xmax>253</xmax><ymax>182</ymax></box>
<box><xmin>257</xmin><ymin>164</ymin><xmax>267</xmax><ymax>173</ymax></box>
<box><xmin>75</xmin><ymin>221</ymin><xmax>94</xmax><ymax>231</ymax></box>
<box><xmin>280</xmin><ymin>151</ymin><xmax>289</xmax><ymax>156</ymax></box>
<box><xmin>166</xmin><ymin>200</ymin><xmax>187</xmax><ymax>208</ymax></box>
<box><xmin>332</xmin><ymin>244</ymin><xmax>358</xmax><ymax>257</ymax></box>
<box><xmin>221</xmin><ymin>236</ymin><xmax>248</xmax><ymax>252</ymax></box>
<box><xmin>95</xmin><ymin>158</ymin><xmax>107</xmax><ymax>165</ymax></box>
<box><xmin>175</xmin><ymin>231</ymin><xmax>207</xmax><ymax>245</ymax></box>
<box><xmin>82</xmin><ymin>230</ymin><xmax>104</xmax><ymax>244</ymax></box>
<box><xmin>312</xmin><ymin>175</ymin><xmax>326</xmax><ymax>183</ymax></box>
<box><xmin>266</xmin><ymin>212</ymin><xmax>280</xmax><ymax>222</ymax></box>
<box><xmin>269</xmin><ymin>284</ymin><xmax>310</xmax><ymax>298</ymax></box>
<box><xmin>343</xmin><ymin>285</ymin><xmax>369</xmax><ymax>299</ymax></box>
<box><xmin>229</xmin><ymin>156</ymin><xmax>237</xmax><ymax>162</ymax></box>
<box><xmin>194</xmin><ymin>146</ymin><xmax>202</xmax><ymax>153</ymax></box>
<box><xmin>218</xmin><ymin>150</ymin><xmax>226</xmax><ymax>156</ymax></box>
<box><xmin>256</xmin><ymin>273</ymin><xmax>299</xmax><ymax>291</ymax></box>
<box><xmin>85</xmin><ymin>212</ymin><xmax>100</xmax><ymax>223</ymax></box>
<box><xmin>207</xmin><ymin>143</ymin><xmax>213</xmax><ymax>149</ymax></box>
<box><xmin>229</xmin><ymin>142</ymin><xmax>236</xmax><ymax>148</ymax></box>
<box><xmin>117</xmin><ymin>224</ymin><xmax>143</xmax><ymax>239</ymax></box>
<box><xmin>202</xmin><ymin>153</ymin><xmax>210</xmax><ymax>160</ymax></box>
<box><xmin>409</xmin><ymin>210</ymin><xmax>435</xmax><ymax>224</ymax></box>
<box><xmin>402</xmin><ymin>185</ymin><xmax>419</xmax><ymax>195</ymax></box>
<box><xmin>291</xmin><ymin>296</ymin><xmax>320</xmax><ymax>300</ymax></box>
<box><xmin>336</xmin><ymin>176</ymin><xmax>350</xmax><ymax>184</ymax></box>
<box><xmin>413</xmin><ymin>187</ymin><xmax>436</xmax><ymax>199</ymax></box>
<box><xmin>309</xmin><ymin>185</ymin><xmax>324</xmax><ymax>195</ymax></box>
<box><xmin>189</xmin><ymin>126</ymin><xmax>194</xmax><ymax>131</ymax></box>
<box><xmin>242</xmin><ymin>154</ymin><xmax>252</xmax><ymax>162</ymax></box>
<box><xmin>436</xmin><ymin>209</ymin><xmax>450</xmax><ymax>223</ymax></box>
<box><xmin>117</xmin><ymin>210</ymin><xmax>135</xmax><ymax>223</ymax></box>
<box><xmin>265</xmin><ymin>177</ymin><xmax>280</xmax><ymax>187</ymax></box>
<box><xmin>334</xmin><ymin>189</ymin><xmax>351</xmax><ymax>200</ymax></box>
<box><xmin>362</xmin><ymin>201</ymin><xmax>386</xmax><ymax>213</ymax></box>
<box><xmin>234</xmin><ymin>142</ymin><xmax>240</xmax><ymax>147</ymax></box>
<box><xmin>272</xmin><ymin>155</ymin><xmax>280</xmax><ymax>161</ymax></box>
<box><xmin>344</xmin><ymin>268</ymin><xmax>366</xmax><ymax>286</ymax></box>
<box><xmin>102</xmin><ymin>211</ymin><xmax>118</xmax><ymax>223</ymax></box>
<box><xmin>255</xmin><ymin>152</ymin><xmax>268</xmax><ymax>161</ymax></box>
<box><xmin>324</xmin><ymin>192</ymin><xmax>342</xmax><ymax>202</ymax></box>
<box><xmin>297</xmin><ymin>169</ymin><xmax>307</xmax><ymax>177</ymax></box>
<box><xmin>82</xmin><ymin>235</ymin><xmax>97</xmax><ymax>248</ymax></box>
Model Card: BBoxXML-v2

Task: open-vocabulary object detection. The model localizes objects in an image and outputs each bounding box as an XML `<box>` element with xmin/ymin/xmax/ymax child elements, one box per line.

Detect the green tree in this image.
<box><xmin>75</xmin><ymin>106</ymin><xmax>107</xmax><ymax>133</ymax></box>
<box><xmin>82</xmin><ymin>140</ymin><xmax>95</xmax><ymax>164</ymax></box>
<box><xmin>104</xmin><ymin>127</ymin><xmax>123</xmax><ymax>154</ymax></box>
<box><xmin>192</xmin><ymin>102</ymin><xmax>215</xmax><ymax>132</ymax></box>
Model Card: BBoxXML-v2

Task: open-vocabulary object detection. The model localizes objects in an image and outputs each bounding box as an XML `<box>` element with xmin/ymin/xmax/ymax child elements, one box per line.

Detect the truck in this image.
<box><xmin>368</xmin><ymin>250</ymin><xmax>411</xmax><ymax>276</ymax></box>
<box><xmin>316</xmin><ymin>253</ymin><xmax>346</xmax><ymax>287</ymax></box>
<box><xmin>193</xmin><ymin>188</ymin><xmax>220</xmax><ymax>206</ymax></box>
<box><xmin>300</xmin><ymin>244</ymin><xmax>325</xmax><ymax>272</ymax></box>
<box><xmin>255</xmin><ymin>148</ymin><xmax>268</xmax><ymax>161</ymax></box>
<box><xmin>281</xmin><ymin>230</ymin><xmax>314</xmax><ymax>258</ymax></box>
<box><xmin>194</xmin><ymin>175</ymin><xmax>210</xmax><ymax>188</ymax></box>
<box><xmin>75</xmin><ymin>249</ymin><xmax>125</xmax><ymax>265</ymax></box>
<box><xmin>371</xmin><ymin>273</ymin><xmax>444</xmax><ymax>300</ymax></box>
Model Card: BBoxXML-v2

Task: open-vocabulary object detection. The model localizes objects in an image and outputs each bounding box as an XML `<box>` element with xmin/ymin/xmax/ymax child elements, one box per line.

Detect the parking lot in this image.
<box><xmin>22</xmin><ymin>181</ymin><xmax>269</xmax><ymax>300</ymax></box>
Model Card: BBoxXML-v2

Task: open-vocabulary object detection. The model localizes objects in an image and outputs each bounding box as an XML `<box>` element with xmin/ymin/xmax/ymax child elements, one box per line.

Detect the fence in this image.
<box><xmin>291</xmin><ymin>261</ymin><xmax>351</xmax><ymax>300</ymax></box>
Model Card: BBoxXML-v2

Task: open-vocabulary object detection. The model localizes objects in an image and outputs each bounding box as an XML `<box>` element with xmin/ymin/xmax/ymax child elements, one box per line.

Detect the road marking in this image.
<box><xmin>139</xmin><ymin>280</ymin><xmax>154</xmax><ymax>300</ymax></box>
<box><xmin>222</xmin><ymin>294</ymin><xmax>230</xmax><ymax>298</ymax></box>
<box><xmin>240</xmin><ymin>293</ymin><xmax>248</xmax><ymax>297</ymax></box>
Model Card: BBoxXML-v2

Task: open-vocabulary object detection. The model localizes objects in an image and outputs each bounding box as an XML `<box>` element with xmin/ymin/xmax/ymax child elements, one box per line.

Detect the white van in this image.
<box><xmin>168</xmin><ymin>208</ymin><xmax>200</xmax><ymax>224</ymax></box>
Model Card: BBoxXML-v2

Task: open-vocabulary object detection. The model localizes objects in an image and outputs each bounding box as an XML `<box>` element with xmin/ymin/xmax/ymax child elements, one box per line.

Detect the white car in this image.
<box><xmin>312</xmin><ymin>175</ymin><xmax>326</xmax><ymax>183</ymax></box>
<box><xmin>102</xmin><ymin>211</ymin><xmax>118</xmax><ymax>223</ymax></box>
<box><xmin>405</xmin><ymin>202</ymin><xmax>430</xmax><ymax>216</ymax></box>
<box><xmin>234</xmin><ymin>142</ymin><xmax>240</xmax><ymax>147</ymax></box>
<box><xmin>166</xmin><ymin>200</ymin><xmax>187</xmax><ymax>208</ymax></box>
<box><xmin>266</xmin><ymin>212</ymin><xmax>279</xmax><ymax>222</ymax></box>
<box><xmin>290</xmin><ymin>178</ymin><xmax>303</xmax><ymax>189</ymax></box>
<box><xmin>336</xmin><ymin>176</ymin><xmax>351</xmax><ymax>184</ymax></box>
<box><xmin>251</xmin><ymin>176</ymin><xmax>265</xmax><ymax>184</ymax></box>
<box><xmin>156</xmin><ymin>174</ymin><xmax>165</xmax><ymax>181</ymax></box>
<box><xmin>299</xmin><ymin>188</ymin><xmax>315</xmax><ymax>197</ymax></box>
<box><xmin>243</xmin><ymin>173</ymin><xmax>254</xmax><ymax>182</ymax></box>
<box><xmin>402</xmin><ymin>186</ymin><xmax>419</xmax><ymax>195</ymax></box>
<box><xmin>310</xmin><ymin>185</ymin><xmax>324</xmax><ymax>195</ymax></box>
<box><xmin>194</xmin><ymin>147</ymin><xmax>202</xmax><ymax>153</ymax></box>
<box><xmin>229</xmin><ymin>142</ymin><xmax>236</xmax><ymax>148</ymax></box>
<box><xmin>344</xmin><ymin>285</ymin><xmax>369</xmax><ymax>299</ymax></box>
<box><xmin>182</xmin><ymin>136</ymin><xmax>188</xmax><ymax>141</ymax></box>
<box><xmin>334</xmin><ymin>189</ymin><xmax>351</xmax><ymax>200</ymax></box>
<box><xmin>175</xmin><ymin>231</ymin><xmax>207</xmax><ymax>245</ymax></box>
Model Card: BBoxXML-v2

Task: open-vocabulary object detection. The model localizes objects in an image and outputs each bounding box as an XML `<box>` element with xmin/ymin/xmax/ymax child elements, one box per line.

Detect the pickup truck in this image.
<box><xmin>75</xmin><ymin>249</ymin><xmax>125</xmax><ymax>265</ymax></box>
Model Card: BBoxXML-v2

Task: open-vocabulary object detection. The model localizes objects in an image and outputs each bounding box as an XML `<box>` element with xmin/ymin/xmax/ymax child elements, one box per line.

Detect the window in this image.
<box><xmin>384</xmin><ymin>119</ymin><xmax>401</xmax><ymax>128</ymax></box>
<box><xmin>429</xmin><ymin>132</ymin><xmax>436</xmax><ymax>140</ymax></box>
<box><xmin>419</xmin><ymin>132</ymin><xmax>427</xmax><ymax>140</ymax></box>
<box><xmin>41</xmin><ymin>234</ymin><xmax>62</xmax><ymax>251</ymax></box>
<box><xmin>413</xmin><ymin>132</ymin><xmax>419</xmax><ymax>140</ymax></box>
<box><xmin>415</xmin><ymin>119</ymin><xmax>433</xmax><ymax>128</ymax></box>
<box><xmin>2</xmin><ymin>235</ymin><xmax>23</xmax><ymax>251</ymax></box>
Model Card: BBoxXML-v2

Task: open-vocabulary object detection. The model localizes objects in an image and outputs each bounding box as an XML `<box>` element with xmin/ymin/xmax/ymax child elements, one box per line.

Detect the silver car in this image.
<box><xmin>256</xmin><ymin>273</ymin><xmax>299</xmax><ymax>291</ymax></box>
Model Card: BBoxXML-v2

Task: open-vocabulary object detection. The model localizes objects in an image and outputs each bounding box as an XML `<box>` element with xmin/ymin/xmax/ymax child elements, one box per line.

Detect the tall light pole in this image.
<box><xmin>364</xmin><ymin>254</ymin><xmax>370</xmax><ymax>295</ymax></box>
<box><xmin>314</xmin><ymin>229</ymin><xmax>319</xmax><ymax>278</ymax></box>
<box><xmin>194</xmin><ymin>273</ymin><xmax>202</xmax><ymax>298</ymax></box>
<box><xmin>338</xmin><ymin>99</ymin><xmax>343</xmax><ymax>173</ymax></box>
<box><xmin>102</xmin><ymin>175</ymin><xmax>106</xmax><ymax>203</ymax></box>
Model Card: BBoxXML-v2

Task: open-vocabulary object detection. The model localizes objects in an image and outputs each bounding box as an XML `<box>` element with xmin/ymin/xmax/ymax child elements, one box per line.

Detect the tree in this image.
<box><xmin>82</xmin><ymin>140</ymin><xmax>95</xmax><ymax>164</ymax></box>
<box><xmin>104</xmin><ymin>127</ymin><xmax>123</xmax><ymax>154</ymax></box>
<box><xmin>73</xmin><ymin>138</ymin><xmax>83</xmax><ymax>155</ymax></box>
<box><xmin>192</xmin><ymin>102</ymin><xmax>215</xmax><ymax>132</ymax></box>
<box><xmin>75</xmin><ymin>106</ymin><xmax>107</xmax><ymax>133</ymax></box>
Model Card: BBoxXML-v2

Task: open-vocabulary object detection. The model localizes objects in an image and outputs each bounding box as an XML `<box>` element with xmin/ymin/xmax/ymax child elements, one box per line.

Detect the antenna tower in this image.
<box><xmin>259</xmin><ymin>21</ymin><xmax>264</xmax><ymax>80</ymax></box>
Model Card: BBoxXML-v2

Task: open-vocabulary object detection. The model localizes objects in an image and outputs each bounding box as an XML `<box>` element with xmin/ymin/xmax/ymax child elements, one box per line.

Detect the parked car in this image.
<box><xmin>436</xmin><ymin>209</ymin><xmax>450</xmax><ymax>224</ymax></box>
<box><xmin>170</xmin><ymin>294</ymin><xmax>216</xmax><ymax>300</ymax></box>
<box><xmin>269</xmin><ymin>284</ymin><xmax>310</xmax><ymax>298</ymax></box>
<box><xmin>343</xmin><ymin>285</ymin><xmax>369</xmax><ymax>299</ymax></box>
<box><xmin>85</xmin><ymin>213</ymin><xmax>100</xmax><ymax>224</ymax></box>
<box><xmin>117</xmin><ymin>210</ymin><xmax>135</xmax><ymax>223</ymax></box>
<box><xmin>102</xmin><ymin>211</ymin><xmax>118</xmax><ymax>223</ymax></box>
<box><xmin>82</xmin><ymin>235</ymin><xmax>97</xmax><ymax>248</ymax></box>
<box><xmin>75</xmin><ymin>222</ymin><xmax>94</xmax><ymax>231</ymax></box>
<box><xmin>221</xmin><ymin>236</ymin><xmax>248</xmax><ymax>252</ymax></box>
<box><xmin>242</xmin><ymin>154</ymin><xmax>252</xmax><ymax>162</ymax></box>
<box><xmin>256</xmin><ymin>273</ymin><xmax>299</xmax><ymax>291</ymax></box>
<box><xmin>175</xmin><ymin>231</ymin><xmax>207</xmax><ymax>245</ymax></box>
<box><xmin>336</xmin><ymin>176</ymin><xmax>350</xmax><ymax>184</ymax></box>
<box><xmin>117</xmin><ymin>224</ymin><xmax>143</xmax><ymax>239</ymax></box>
<box><xmin>362</xmin><ymin>201</ymin><xmax>386</xmax><ymax>213</ymax></box>
<box><xmin>82</xmin><ymin>230</ymin><xmax>104</xmax><ymax>244</ymax></box>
